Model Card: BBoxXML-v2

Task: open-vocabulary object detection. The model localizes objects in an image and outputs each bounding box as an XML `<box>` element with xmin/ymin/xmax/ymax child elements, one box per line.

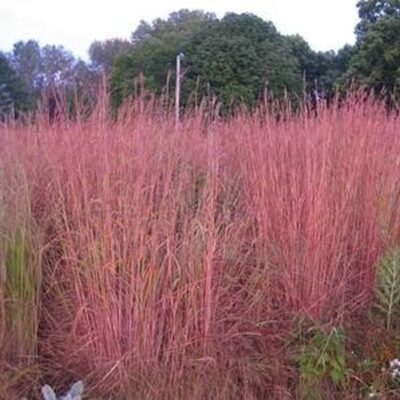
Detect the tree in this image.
<box><xmin>111</xmin><ymin>10</ymin><xmax>217</xmax><ymax>107</ymax></box>
<box><xmin>335</xmin><ymin>45</ymin><xmax>355</xmax><ymax>75</ymax></box>
<box><xmin>6</xmin><ymin>40</ymin><xmax>100</xmax><ymax>119</ymax></box>
<box><xmin>183</xmin><ymin>13</ymin><xmax>303</xmax><ymax>109</ymax></box>
<box><xmin>342</xmin><ymin>0</ymin><xmax>400</xmax><ymax>98</ymax></box>
<box><xmin>89</xmin><ymin>39</ymin><xmax>133</xmax><ymax>72</ymax></box>
<box><xmin>131</xmin><ymin>21</ymin><xmax>153</xmax><ymax>44</ymax></box>
<box><xmin>286</xmin><ymin>36</ymin><xmax>354</xmax><ymax>98</ymax></box>
<box><xmin>0</xmin><ymin>53</ymin><xmax>32</xmax><ymax>118</ymax></box>
<box><xmin>9</xmin><ymin>40</ymin><xmax>42</xmax><ymax>93</ymax></box>
<box><xmin>131</xmin><ymin>9</ymin><xmax>217</xmax><ymax>44</ymax></box>
<box><xmin>356</xmin><ymin>0</ymin><xmax>400</xmax><ymax>37</ymax></box>
<box><xmin>9</xmin><ymin>41</ymin><xmax>83</xmax><ymax>91</ymax></box>
<box><xmin>72</xmin><ymin>59</ymin><xmax>99</xmax><ymax>89</ymax></box>
<box><xmin>40</xmin><ymin>45</ymin><xmax>76</xmax><ymax>87</ymax></box>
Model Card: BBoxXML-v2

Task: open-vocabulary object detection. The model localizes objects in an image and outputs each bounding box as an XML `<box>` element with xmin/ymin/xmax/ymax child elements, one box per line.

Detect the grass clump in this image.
<box><xmin>375</xmin><ymin>248</ymin><xmax>400</xmax><ymax>330</ymax></box>
<box><xmin>2</xmin><ymin>92</ymin><xmax>400</xmax><ymax>398</ymax></box>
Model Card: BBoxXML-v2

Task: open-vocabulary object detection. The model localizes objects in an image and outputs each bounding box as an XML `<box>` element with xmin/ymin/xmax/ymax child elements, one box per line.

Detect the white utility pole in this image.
<box><xmin>175</xmin><ymin>52</ymin><xmax>184</xmax><ymax>126</ymax></box>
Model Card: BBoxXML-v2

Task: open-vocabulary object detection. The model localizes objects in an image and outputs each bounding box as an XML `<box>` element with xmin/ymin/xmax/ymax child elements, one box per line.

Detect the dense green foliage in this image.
<box><xmin>0</xmin><ymin>53</ymin><xmax>32</xmax><ymax>119</ymax></box>
<box><xmin>110</xmin><ymin>12</ymin><xmax>306</xmax><ymax>109</ymax></box>
<box><xmin>89</xmin><ymin>39</ymin><xmax>133</xmax><ymax>72</ymax></box>
<box><xmin>109</xmin><ymin>10</ymin><xmax>358</xmax><ymax>110</ymax></box>
<box><xmin>183</xmin><ymin>13</ymin><xmax>302</xmax><ymax>108</ymax></box>
<box><xmin>110</xmin><ymin>10</ymin><xmax>216</xmax><ymax>107</ymax></box>
<box><xmin>344</xmin><ymin>0</ymin><xmax>400</xmax><ymax>98</ymax></box>
<box><xmin>287</xmin><ymin>35</ymin><xmax>354</xmax><ymax>96</ymax></box>
<box><xmin>355</xmin><ymin>0</ymin><xmax>400</xmax><ymax>37</ymax></box>
<box><xmin>3</xmin><ymin>40</ymin><xmax>98</xmax><ymax>115</ymax></box>
<box><xmin>9</xmin><ymin>40</ymin><xmax>84</xmax><ymax>92</ymax></box>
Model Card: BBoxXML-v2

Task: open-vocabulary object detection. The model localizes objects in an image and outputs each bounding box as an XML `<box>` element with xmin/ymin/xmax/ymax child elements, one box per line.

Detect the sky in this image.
<box><xmin>0</xmin><ymin>0</ymin><xmax>360</xmax><ymax>60</ymax></box>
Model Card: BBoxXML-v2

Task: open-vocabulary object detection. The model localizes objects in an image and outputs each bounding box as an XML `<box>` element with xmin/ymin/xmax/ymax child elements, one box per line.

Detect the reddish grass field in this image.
<box><xmin>1</xmin><ymin>95</ymin><xmax>400</xmax><ymax>399</ymax></box>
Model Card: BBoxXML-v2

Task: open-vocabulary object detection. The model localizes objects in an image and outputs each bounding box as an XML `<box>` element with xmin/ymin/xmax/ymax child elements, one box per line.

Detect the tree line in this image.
<box><xmin>1</xmin><ymin>0</ymin><xmax>399</xmax><ymax>118</ymax></box>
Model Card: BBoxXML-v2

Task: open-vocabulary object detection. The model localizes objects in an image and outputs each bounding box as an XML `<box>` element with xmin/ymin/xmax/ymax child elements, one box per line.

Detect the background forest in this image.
<box><xmin>1</xmin><ymin>0</ymin><xmax>400</xmax><ymax>117</ymax></box>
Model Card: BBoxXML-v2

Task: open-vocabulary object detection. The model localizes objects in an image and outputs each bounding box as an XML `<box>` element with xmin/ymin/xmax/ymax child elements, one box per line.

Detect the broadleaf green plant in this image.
<box><xmin>298</xmin><ymin>326</ymin><xmax>348</xmax><ymax>399</ymax></box>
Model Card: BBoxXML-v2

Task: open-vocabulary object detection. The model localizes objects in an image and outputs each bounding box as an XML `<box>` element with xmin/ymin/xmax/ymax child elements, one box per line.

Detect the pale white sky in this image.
<box><xmin>0</xmin><ymin>0</ymin><xmax>359</xmax><ymax>60</ymax></box>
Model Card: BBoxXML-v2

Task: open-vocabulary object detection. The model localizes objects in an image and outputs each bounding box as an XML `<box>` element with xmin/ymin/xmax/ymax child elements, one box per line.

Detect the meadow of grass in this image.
<box><xmin>1</xmin><ymin>93</ymin><xmax>400</xmax><ymax>399</ymax></box>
